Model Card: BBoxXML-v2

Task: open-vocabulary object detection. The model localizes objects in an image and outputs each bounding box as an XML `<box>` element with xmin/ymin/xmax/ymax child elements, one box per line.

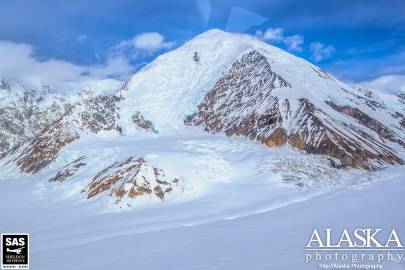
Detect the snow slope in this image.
<box><xmin>0</xmin><ymin>162</ymin><xmax>403</xmax><ymax>270</ymax></box>
<box><xmin>0</xmin><ymin>131</ymin><xmax>350</xmax><ymax>209</ymax></box>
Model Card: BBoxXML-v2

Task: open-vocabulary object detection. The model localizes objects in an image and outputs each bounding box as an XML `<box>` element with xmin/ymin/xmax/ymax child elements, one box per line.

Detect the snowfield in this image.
<box><xmin>0</xmin><ymin>130</ymin><xmax>404</xmax><ymax>269</ymax></box>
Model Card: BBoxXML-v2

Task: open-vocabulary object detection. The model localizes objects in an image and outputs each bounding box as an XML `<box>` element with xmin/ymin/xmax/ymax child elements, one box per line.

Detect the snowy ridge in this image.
<box><xmin>0</xmin><ymin>78</ymin><xmax>122</xmax><ymax>153</ymax></box>
<box><xmin>0</xmin><ymin>79</ymin><xmax>72</xmax><ymax>153</ymax></box>
<box><xmin>0</xmin><ymin>93</ymin><xmax>118</xmax><ymax>173</ymax></box>
<box><xmin>117</xmin><ymin>30</ymin><xmax>255</xmax><ymax>133</ymax></box>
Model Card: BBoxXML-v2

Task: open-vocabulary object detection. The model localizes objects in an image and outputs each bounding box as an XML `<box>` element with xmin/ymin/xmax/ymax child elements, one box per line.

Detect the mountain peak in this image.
<box><xmin>1</xmin><ymin>30</ymin><xmax>404</xmax><ymax>174</ymax></box>
<box><xmin>114</xmin><ymin>30</ymin><xmax>404</xmax><ymax>168</ymax></box>
<box><xmin>117</xmin><ymin>30</ymin><xmax>301</xmax><ymax>133</ymax></box>
<box><xmin>193</xmin><ymin>28</ymin><xmax>253</xmax><ymax>41</ymax></box>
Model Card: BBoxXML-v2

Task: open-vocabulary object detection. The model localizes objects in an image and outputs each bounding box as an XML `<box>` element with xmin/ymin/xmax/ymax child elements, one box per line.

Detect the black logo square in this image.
<box><xmin>1</xmin><ymin>234</ymin><xmax>29</xmax><ymax>269</ymax></box>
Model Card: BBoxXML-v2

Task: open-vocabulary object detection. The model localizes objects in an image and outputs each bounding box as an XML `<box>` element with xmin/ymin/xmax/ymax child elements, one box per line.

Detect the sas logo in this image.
<box><xmin>1</xmin><ymin>234</ymin><xmax>29</xmax><ymax>269</ymax></box>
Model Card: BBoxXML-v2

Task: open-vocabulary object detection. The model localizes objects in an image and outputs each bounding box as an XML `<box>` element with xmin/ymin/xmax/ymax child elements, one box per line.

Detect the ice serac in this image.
<box><xmin>120</xmin><ymin>29</ymin><xmax>404</xmax><ymax>169</ymax></box>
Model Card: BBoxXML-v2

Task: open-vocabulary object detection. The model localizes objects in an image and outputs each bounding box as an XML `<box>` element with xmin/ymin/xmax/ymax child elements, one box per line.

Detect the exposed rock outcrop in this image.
<box><xmin>186</xmin><ymin>50</ymin><xmax>404</xmax><ymax>169</ymax></box>
<box><xmin>1</xmin><ymin>116</ymin><xmax>79</xmax><ymax>173</ymax></box>
<box><xmin>131</xmin><ymin>111</ymin><xmax>158</xmax><ymax>133</ymax></box>
<box><xmin>325</xmin><ymin>101</ymin><xmax>404</xmax><ymax>147</ymax></box>
<box><xmin>49</xmin><ymin>156</ymin><xmax>87</xmax><ymax>182</ymax></box>
<box><xmin>0</xmin><ymin>94</ymin><xmax>121</xmax><ymax>173</ymax></box>
<box><xmin>80</xmin><ymin>95</ymin><xmax>117</xmax><ymax>133</ymax></box>
<box><xmin>87</xmin><ymin>157</ymin><xmax>182</xmax><ymax>204</ymax></box>
<box><xmin>186</xmin><ymin>50</ymin><xmax>289</xmax><ymax>142</ymax></box>
<box><xmin>0</xmin><ymin>79</ymin><xmax>71</xmax><ymax>153</ymax></box>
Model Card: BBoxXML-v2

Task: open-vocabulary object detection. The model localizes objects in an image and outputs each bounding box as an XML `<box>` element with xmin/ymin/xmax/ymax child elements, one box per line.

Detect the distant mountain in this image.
<box><xmin>0</xmin><ymin>79</ymin><xmax>71</xmax><ymax>153</ymax></box>
<box><xmin>0</xmin><ymin>78</ymin><xmax>122</xmax><ymax>153</ymax></box>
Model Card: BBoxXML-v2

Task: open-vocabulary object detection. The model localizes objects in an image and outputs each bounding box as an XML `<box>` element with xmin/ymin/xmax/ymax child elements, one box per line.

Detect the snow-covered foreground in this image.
<box><xmin>0</xmin><ymin>132</ymin><xmax>404</xmax><ymax>269</ymax></box>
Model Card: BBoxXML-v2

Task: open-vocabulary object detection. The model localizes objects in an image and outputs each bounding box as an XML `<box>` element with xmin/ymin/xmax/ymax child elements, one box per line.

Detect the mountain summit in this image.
<box><xmin>117</xmin><ymin>29</ymin><xmax>404</xmax><ymax>169</ymax></box>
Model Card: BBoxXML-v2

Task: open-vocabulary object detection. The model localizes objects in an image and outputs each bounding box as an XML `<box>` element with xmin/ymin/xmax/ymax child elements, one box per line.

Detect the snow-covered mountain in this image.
<box><xmin>0</xmin><ymin>79</ymin><xmax>71</xmax><ymax>153</ymax></box>
<box><xmin>1</xmin><ymin>29</ymin><xmax>404</xmax><ymax>208</ymax></box>
<box><xmin>0</xmin><ymin>78</ymin><xmax>122</xmax><ymax>153</ymax></box>
<box><xmin>117</xmin><ymin>30</ymin><xmax>405</xmax><ymax>169</ymax></box>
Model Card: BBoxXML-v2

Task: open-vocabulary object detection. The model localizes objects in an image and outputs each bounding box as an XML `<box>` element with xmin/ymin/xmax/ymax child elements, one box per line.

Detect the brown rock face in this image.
<box><xmin>131</xmin><ymin>111</ymin><xmax>158</xmax><ymax>133</ymax></box>
<box><xmin>325</xmin><ymin>101</ymin><xmax>404</xmax><ymax>147</ymax></box>
<box><xmin>2</xmin><ymin>118</ymin><xmax>79</xmax><ymax>173</ymax></box>
<box><xmin>80</xmin><ymin>95</ymin><xmax>117</xmax><ymax>133</ymax></box>
<box><xmin>0</xmin><ymin>94</ymin><xmax>127</xmax><ymax>173</ymax></box>
<box><xmin>264</xmin><ymin>128</ymin><xmax>288</xmax><ymax>147</ymax></box>
<box><xmin>0</xmin><ymin>79</ymin><xmax>72</xmax><ymax>154</ymax></box>
<box><xmin>186</xmin><ymin>50</ymin><xmax>404</xmax><ymax>169</ymax></box>
<box><xmin>186</xmin><ymin>50</ymin><xmax>290</xmax><ymax>142</ymax></box>
<box><xmin>49</xmin><ymin>156</ymin><xmax>86</xmax><ymax>182</ymax></box>
<box><xmin>287</xmin><ymin>99</ymin><xmax>403</xmax><ymax>169</ymax></box>
<box><xmin>87</xmin><ymin>157</ymin><xmax>181</xmax><ymax>204</ymax></box>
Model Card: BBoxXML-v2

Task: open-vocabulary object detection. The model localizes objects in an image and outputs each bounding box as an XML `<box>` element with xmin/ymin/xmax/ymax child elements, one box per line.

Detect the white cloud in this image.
<box><xmin>256</xmin><ymin>28</ymin><xmax>284</xmax><ymax>42</ymax></box>
<box><xmin>0</xmin><ymin>33</ymin><xmax>175</xmax><ymax>90</ymax></box>
<box><xmin>76</xmin><ymin>34</ymin><xmax>88</xmax><ymax>43</ymax></box>
<box><xmin>0</xmin><ymin>40</ymin><xmax>133</xmax><ymax>90</ymax></box>
<box><xmin>89</xmin><ymin>56</ymin><xmax>133</xmax><ymax>79</ymax></box>
<box><xmin>113</xmin><ymin>32</ymin><xmax>175</xmax><ymax>58</ymax></box>
<box><xmin>256</xmin><ymin>27</ymin><xmax>304</xmax><ymax>52</ymax></box>
<box><xmin>360</xmin><ymin>74</ymin><xmax>405</xmax><ymax>94</ymax></box>
<box><xmin>131</xmin><ymin>32</ymin><xmax>174</xmax><ymax>51</ymax></box>
<box><xmin>310</xmin><ymin>42</ymin><xmax>335</xmax><ymax>62</ymax></box>
<box><xmin>283</xmin><ymin>35</ymin><xmax>304</xmax><ymax>52</ymax></box>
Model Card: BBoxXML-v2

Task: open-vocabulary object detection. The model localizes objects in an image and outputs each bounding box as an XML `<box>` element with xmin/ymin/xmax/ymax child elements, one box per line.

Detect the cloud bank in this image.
<box><xmin>310</xmin><ymin>42</ymin><xmax>335</xmax><ymax>62</ymax></box>
<box><xmin>256</xmin><ymin>27</ymin><xmax>304</xmax><ymax>52</ymax></box>
<box><xmin>0</xmin><ymin>31</ymin><xmax>175</xmax><ymax>90</ymax></box>
<box><xmin>111</xmin><ymin>32</ymin><xmax>175</xmax><ymax>59</ymax></box>
<box><xmin>360</xmin><ymin>74</ymin><xmax>405</xmax><ymax>94</ymax></box>
<box><xmin>0</xmin><ymin>40</ymin><xmax>133</xmax><ymax>90</ymax></box>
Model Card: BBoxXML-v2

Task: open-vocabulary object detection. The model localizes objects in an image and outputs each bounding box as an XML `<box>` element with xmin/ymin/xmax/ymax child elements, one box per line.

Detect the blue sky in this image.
<box><xmin>0</xmin><ymin>0</ymin><xmax>404</xmax><ymax>84</ymax></box>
